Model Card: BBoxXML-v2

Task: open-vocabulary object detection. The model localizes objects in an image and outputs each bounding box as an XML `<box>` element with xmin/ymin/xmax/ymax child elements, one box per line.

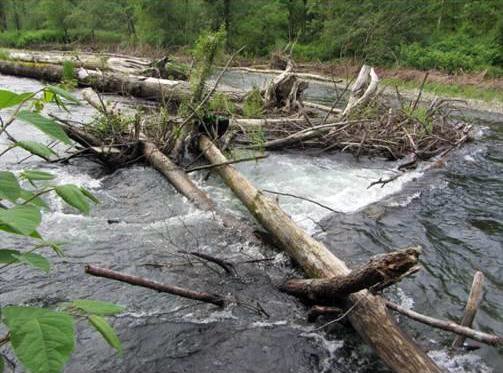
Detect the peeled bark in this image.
<box><xmin>342</xmin><ymin>65</ymin><xmax>379</xmax><ymax>116</ymax></box>
<box><xmin>198</xmin><ymin>135</ymin><xmax>441</xmax><ymax>373</ymax></box>
<box><xmin>279</xmin><ymin>246</ymin><xmax>421</xmax><ymax>303</ymax></box>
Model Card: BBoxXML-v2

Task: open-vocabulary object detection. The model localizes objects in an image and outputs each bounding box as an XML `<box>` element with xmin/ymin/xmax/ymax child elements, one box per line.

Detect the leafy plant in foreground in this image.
<box><xmin>0</xmin><ymin>86</ymin><xmax>122</xmax><ymax>372</ymax></box>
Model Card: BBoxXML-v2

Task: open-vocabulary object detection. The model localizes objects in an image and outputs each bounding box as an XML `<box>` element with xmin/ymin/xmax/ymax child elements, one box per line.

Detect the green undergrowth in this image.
<box><xmin>382</xmin><ymin>78</ymin><xmax>503</xmax><ymax>104</ymax></box>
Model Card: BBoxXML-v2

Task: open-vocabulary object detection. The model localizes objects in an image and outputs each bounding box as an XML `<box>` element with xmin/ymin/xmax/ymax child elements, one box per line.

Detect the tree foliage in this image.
<box><xmin>0</xmin><ymin>0</ymin><xmax>501</xmax><ymax>73</ymax></box>
<box><xmin>0</xmin><ymin>84</ymin><xmax>123</xmax><ymax>372</ymax></box>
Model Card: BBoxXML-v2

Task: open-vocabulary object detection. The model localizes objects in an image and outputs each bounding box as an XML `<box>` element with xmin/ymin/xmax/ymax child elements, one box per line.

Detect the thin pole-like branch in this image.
<box><xmin>385</xmin><ymin>300</ymin><xmax>502</xmax><ymax>346</ymax></box>
<box><xmin>85</xmin><ymin>265</ymin><xmax>226</xmax><ymax>307</ymax></box>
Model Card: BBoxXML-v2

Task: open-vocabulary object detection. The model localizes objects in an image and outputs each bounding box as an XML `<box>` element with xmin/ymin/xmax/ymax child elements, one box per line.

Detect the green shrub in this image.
<box><xmin>400</xmin><ymin>34</ymin><xmax>501</xmax><ymax>73</ymax></box>
<box><xmin>243</xmin><ymin>88</ymin><xmax>264</xmax><ymax>118</ymax></box>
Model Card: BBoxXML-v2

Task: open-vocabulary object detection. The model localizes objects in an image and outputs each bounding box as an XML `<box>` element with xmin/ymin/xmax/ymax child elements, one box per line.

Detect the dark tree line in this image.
<box><xmin>0</xmin><ymin>0</ymin><xmax>501</xmax><ymax>73</ymax></box>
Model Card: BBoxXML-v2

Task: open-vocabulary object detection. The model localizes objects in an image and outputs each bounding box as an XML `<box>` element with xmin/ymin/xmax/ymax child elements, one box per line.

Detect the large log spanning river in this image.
<box><xmin>0</xmin><ymin>72</ymin><xmax>501</xmax><ymax>372</ymax></box>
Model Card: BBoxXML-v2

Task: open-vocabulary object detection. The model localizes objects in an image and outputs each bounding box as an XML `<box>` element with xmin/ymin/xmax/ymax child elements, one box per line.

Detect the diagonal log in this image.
<box><xmin>279</xmin><ymin>247</ymin><xmax>421</xmax><ymax>303</ymax></box>
<box><xmin>197</xmin><ymin>134</ymin><xmax>441</xmax><ymax>373</ymax></box>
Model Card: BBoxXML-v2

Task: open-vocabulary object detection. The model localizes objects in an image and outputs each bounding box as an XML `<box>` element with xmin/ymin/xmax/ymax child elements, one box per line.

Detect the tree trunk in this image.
<box><xmin>197</xmin><ymin>135</ymin><xmax>441</xmax><ymax>373</ymax></box>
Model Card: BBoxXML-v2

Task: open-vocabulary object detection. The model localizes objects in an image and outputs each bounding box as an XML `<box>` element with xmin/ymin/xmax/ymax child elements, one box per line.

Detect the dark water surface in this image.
<box><xmin>0</xmin><ymin>73</ymin><xmax>501</xmax><ymax>372</ymax></box>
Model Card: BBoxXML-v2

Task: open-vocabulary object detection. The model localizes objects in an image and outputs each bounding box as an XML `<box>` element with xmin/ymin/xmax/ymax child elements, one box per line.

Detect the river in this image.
<box><xmin>0</xmin><ymin>71</ymin><xmax>501</xmax><ymax>372</ymax></box>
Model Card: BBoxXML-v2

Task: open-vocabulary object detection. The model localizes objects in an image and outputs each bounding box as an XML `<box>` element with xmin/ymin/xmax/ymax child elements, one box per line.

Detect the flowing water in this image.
<box><xmin>0</xmin><ymin>72</ymin><xmax>502</xmax><ymax>372</ymax></box>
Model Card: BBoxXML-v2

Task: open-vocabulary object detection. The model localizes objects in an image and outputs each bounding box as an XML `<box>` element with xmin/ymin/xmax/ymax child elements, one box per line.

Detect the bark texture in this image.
<box><xmin>279</xmin><ymin>246</ymin><xmax>421</xmax><ymax>303</ymax></box>
<box><xmin>198</xmin><ymin>135</ymin><xmax>441</xmax><ymax>373</ymax></box>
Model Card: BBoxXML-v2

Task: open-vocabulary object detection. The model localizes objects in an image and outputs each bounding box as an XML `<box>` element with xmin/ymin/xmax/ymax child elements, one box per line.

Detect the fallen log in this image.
<box><xmin>4</xmin><ymin>49</ymin><xmax>188</xmax><ymax>80</ymax></box>
<box><xmin>142</xmin><ymin>141</ymin><xmax>214</xmax><ymax>211</ymax></box>
<box><xmin>0</xmin><ymin>59</ymin><xmax>244</xmax><ymax>105</ymax></box>
<box><xmin>85</xmin><ymin>264</ymin><xmax>226</xmax><ymax>307</ymax></box>
<box><xmin>197</xmin><ymin>135</ymin><xmax>441</xmax><ymax>372</ymax></box>
<box><xmin>385</xmin><ymin>300</ymin><xmax>502</xmax><ymax>346</ymax></box>
<box><xmin>80</xmin><ymin>88</ymin><xmax>215</xmax><ymax>211</ymax></box>
<box><xmin>279</xmin><ymin>247</ymin><xmax>421</xmax><ymax>304</ymax></box>
<box><xmin>228</xmin><ymin>66</ymin><xmax>342</xmax><ymax>85</ymax></box>
<box><xmin>452</xmin><ymin>271</ymin><xmax>485</xmax><ymax>348</ymax></box>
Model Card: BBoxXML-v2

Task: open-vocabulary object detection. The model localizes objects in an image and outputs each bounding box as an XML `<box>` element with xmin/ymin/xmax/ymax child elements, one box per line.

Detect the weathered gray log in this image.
<box><xmin>452</xmin><ymin>271</ymin><xmax>485</xmax><ymax>348</ymax></box>
<box><xmin>243</xmin><ymin>120</ymin><xmax>354</xmax><ymax>150</ymax></box>
<box><xmin>342</xmin><ymin>65</ymin><xmax>379</xmax><ymax>116</ymax></box>
<box><xmin>385</xmin><ymin>300</ymin><xmax>502</xmax><ymax>346</ymax></box>
<box><xmin>197</xmin><ymin>134</ymin><xmax>441</xmax><ymax>373</ymax></box>
<box><xmin>4</xmin><ymin>49</ymin><xmax>188</xmax><ymax>79</ymax></box>
<box><xmin>279</xmin><ymin>247</ymin><xmax>421</xmax><ymax>304</ymax></box>
<box><xmin>0</xmin><ymin>60</ymin><xmax>244</xmax><ymax>104</ymax></box>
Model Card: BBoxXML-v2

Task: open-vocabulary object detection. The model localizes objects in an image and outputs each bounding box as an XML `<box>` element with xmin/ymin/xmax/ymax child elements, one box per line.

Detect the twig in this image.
<box><xmin>262</xmin><ymin>189</ymin><xmax>340</xmax><ymax>213</ymax></box>
<box><xmin>178</xmin><ymin>250</ymin><xmax>237</xmax><ymax>276</ymax></box>
<box><xmin>185</xmin><ymin>154</ymin><xmax>268</xmax><ymax>173</ymax></box>
<box><xmin>411</xmin><ymin>72</ymin><xmax>429</xmax><ymax>112</ymax></box>
<box><xmin>85</xmin><ymin>265</ymin><xmax>226</xmax><ymax>307</ymax></box>
<box><xmin>367</xmin><ymin>173</ymin><xmax>402</xmax><ymax>189</ymax></box>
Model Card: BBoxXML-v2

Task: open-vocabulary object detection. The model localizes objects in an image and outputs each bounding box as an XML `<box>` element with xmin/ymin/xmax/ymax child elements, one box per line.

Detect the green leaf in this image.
<box><xmin>80</xmin><ymin>187</ymin><xmax>99</xmax><ymax>204</ymax></box>
<box><xmin>18</xmin><ymin>111</ymin><xmax>72</xmax><ymax>144</ymax></box>
<box><xmin>72</xmin><ymin>300</ymin><xmax>124</xmax><ymax>316</ymax></box>
<box><xmin>12</xmin><ymin>252</ymin><xmax>50</xmax><ymax>272</ymax></box>
<box><xmin>17</xmin><ymin>141</ymin><xmax>57</xmax><ymax>159</ymax></box>
<box><xmin>55</xmin><ymin>184</ymin><xmax>90</xmax><ymax>214</ymax></box>
<box><xmin>46</xmin><ymin>86</ymin><xmax>79</xmax><ymax>104</ymax></box>
<box><xmin>19</xmin><ymin>190</ymin><xmax>48</xmax><ymax>209</ymax></box>
<box><xmin>88</xmin><ymin>315</ymin><xmax>122</xmax><ymax>353</ymax></box>
<box><xmin>0</xmin><ymin>205</ymin><xmax>41</xmax><ymax>236</ymax></box>
<box><xmin>0</xmin><ymin>248</ymin><xmax>20</xmax><ymax>264</ymax></box>
<box><xmin>0</xmin><ymin>89</ymin><xmax>33</xmax><ymax>109</ymax></box>
<box><xmin>3</xmin><ymin>306</ymin><xmax>75</xmax><ymax>373</ymax></box>
<box><xmin>0</xmin><ymin>171</ymin><xmax>21</xmax><ymax>202</ymax></box>
<box><xmin>0</xmin><ymin>355</ymin><xmax>4</xmax><ymax>373</ymax></box>
<box><xmin>21</xmin><ymin>170</ymin><xmax>55</xmax><ymax>181</ymax></box>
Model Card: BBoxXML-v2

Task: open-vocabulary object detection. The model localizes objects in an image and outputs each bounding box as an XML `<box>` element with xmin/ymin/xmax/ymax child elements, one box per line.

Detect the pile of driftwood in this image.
<box><xmin>1</xmin><ymin>49</ymin><xmax>496</xmax><ymax>373</ymax></box>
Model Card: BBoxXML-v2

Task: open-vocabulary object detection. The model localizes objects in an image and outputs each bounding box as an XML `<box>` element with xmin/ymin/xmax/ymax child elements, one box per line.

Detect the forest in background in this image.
<box><xmin>0</xmin><ymin>0</ymin><xmax>502</xmax><ymax>76</ymax></box>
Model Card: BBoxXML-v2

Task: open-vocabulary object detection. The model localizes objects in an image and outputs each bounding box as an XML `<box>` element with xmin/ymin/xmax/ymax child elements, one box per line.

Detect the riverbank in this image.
<box><xmin>1</xmin><ymin>44</ymin><xmax>502</xmax><ymax>114</ymax></box>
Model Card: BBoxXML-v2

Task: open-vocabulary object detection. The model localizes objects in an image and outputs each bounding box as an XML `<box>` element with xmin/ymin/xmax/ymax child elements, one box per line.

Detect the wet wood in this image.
<box><xmin>198</xmin><ymin>134</ymin><xmax>441</xmax><ymax>373</ymax></box>
<box><xmin>385</xmin><ymin>300</ymin><xmax>502</xmax><ymax>346</ymax></box>
<box><xmin>279</xmin><ymin>247</ymin><xmax>421</xmax><ymax>303</ymax></box>
<box><xmin>85</xmin><ymin>264</ymin><xmax>225</xmax><ymax>307</ymax></box>
<box><xmin>142</xmin><ymin>141</ymin><xmax>214</xmax><ymax>211</ymax></box>
<box><xmin>452</xmin><ymin>271</ymin><xmax>485</xmax><ymax>348</ymax></box>
<box><xmin>307</xmin><ymin>305</ymin><xmax>343</xmax><ymax>322</ymax></box>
